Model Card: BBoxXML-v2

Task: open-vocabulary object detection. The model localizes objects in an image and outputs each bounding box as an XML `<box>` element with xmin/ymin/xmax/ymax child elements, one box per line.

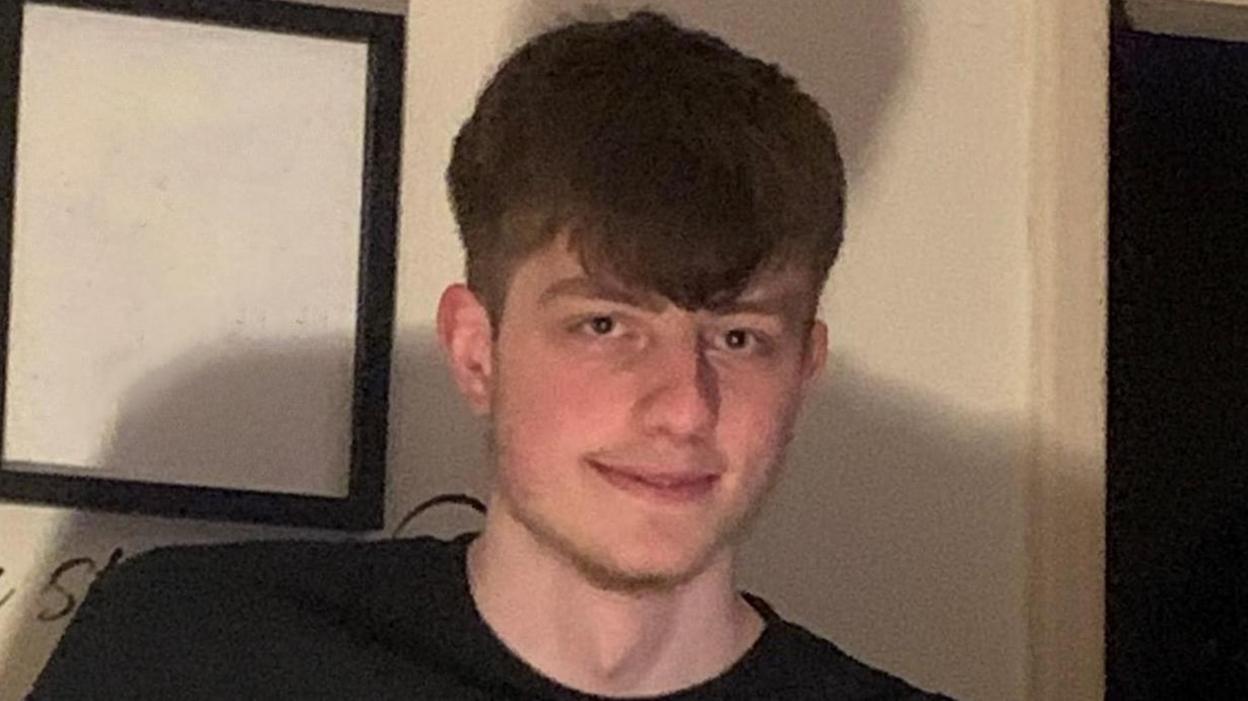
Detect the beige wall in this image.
<box><xmin>0</xmin><ymin>3</ymin><xmax>1109</xmax><ymax>700</ymax></box>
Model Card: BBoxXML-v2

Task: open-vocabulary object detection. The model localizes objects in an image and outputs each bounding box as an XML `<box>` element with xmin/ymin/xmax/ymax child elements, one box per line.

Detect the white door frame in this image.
<box><xmin>1025</xmin><ymin>2</ymin><xmax>1107</xmax><ymax>699</ymax></box>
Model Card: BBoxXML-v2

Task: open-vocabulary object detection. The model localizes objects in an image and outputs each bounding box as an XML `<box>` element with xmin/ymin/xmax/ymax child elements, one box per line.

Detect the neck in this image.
<box><xmin>466</xmin><ymin>505</ymin><xmax>765</xmax><ymax>697</ymax></box>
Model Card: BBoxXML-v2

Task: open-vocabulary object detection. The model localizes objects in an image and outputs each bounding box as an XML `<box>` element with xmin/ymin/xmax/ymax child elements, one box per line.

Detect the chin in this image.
<box><xmin>575</xmin><ymin>553</ymin><xmax>703</xmax><ymax>594</ymax></box>
<box><xmin>571</xmin><ymin>533</ymin><xmax>727</xmax><ymax>594</ymax></box>
<box><xmin>521</xmin><ymin>513</ymin><xmax>720</xmax><ymax>593</ymax></box>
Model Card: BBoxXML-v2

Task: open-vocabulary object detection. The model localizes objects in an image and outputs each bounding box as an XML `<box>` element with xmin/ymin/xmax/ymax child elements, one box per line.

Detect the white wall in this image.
<box><xmin>0</xmin><ymin>3</ymin><xmax>1048</xmax><ymax>700</ymax></box>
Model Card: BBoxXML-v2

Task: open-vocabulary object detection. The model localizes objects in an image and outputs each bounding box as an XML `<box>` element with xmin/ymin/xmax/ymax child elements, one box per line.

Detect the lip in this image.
<box><xmin>589</xmin><ymin>460</ymin><xmax>719</xmax><ymax>504</ymax></box>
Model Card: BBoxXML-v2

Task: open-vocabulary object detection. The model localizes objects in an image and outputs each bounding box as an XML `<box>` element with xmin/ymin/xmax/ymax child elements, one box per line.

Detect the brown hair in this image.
<box><xmin>447</xmin><ymin>10</ymin><xmax>845</xmax><ymax>333</ymax></box>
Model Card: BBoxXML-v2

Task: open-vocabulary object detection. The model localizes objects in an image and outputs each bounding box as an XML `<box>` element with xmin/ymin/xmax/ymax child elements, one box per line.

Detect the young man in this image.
<box><xmin>31</xmin><ymin>11</ymin><xmax>951</xmax><ymax>700</ymax></box>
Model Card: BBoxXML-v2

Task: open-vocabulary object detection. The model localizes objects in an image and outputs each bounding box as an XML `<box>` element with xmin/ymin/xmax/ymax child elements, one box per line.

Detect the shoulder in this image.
<box><xmin>29</xmin><ymin>534</ymin><xmax>471</xmax><ymax>698</ymax></box>
<box><xmin>104</xmin><ymin>533</ymin><xmax>461</xmax><ymax>583</ymax></box>
<box><xmin>87</xmin><ymin>533</ymin><xmax>470</xmax><ymax>619</ymax></box>
<box><xmin>750</xmin><ymin>616</ymin><xmax>955</xmax><ymax>700</ymax></box>
<box><xmin>77</xmin><ymin>535</ymin><xmax>438</xmax><ymax>599</ymax></box>
<box><xmin>114</xmin><ymin>532</ymin><xmax>461</xmax><ymax>572</ymax></box>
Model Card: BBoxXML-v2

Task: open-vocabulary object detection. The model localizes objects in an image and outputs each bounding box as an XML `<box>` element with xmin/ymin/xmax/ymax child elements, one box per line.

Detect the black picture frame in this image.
<box><xmin>0</xmin><ymin>0</ymin><xmax>403</xmax><ymax>531</ymax></box>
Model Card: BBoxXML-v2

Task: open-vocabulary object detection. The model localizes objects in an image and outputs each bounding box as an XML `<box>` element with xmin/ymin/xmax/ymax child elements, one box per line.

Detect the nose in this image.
<box><xmin>636</xmin><ymin>334</ymin><xmax>720</xmax><ymax>442</ymax></box>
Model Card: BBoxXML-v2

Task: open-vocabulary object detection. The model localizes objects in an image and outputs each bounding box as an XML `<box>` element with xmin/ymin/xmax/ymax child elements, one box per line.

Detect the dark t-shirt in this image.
<box><xmin>28</xmin><ymin>533</ymin><xmax>951</xmax><ymax>699</ymax></box>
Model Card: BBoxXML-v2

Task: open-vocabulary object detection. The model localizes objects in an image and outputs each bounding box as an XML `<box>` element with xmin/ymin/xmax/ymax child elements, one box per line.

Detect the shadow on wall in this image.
<box><xmin>517</xmin><ymin>0</ymin><xmax>914</xmax><ymax>183</ymax></box>
<box><xmin>740</xmin><ymin>355</ymin><xmax>1030</xmax><ymax>700</ymax></box>
<box><xmin>103</xmin><ymin>338</ymin><xmax>355</xmax><ymax>495</ymax></box>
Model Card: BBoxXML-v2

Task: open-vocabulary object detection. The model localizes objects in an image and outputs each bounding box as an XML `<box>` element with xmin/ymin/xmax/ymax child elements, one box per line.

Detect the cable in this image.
<box><xmin>390</xmin><ymin>492</ymin><xmax>487</xmax><ymax>539</ymax></box>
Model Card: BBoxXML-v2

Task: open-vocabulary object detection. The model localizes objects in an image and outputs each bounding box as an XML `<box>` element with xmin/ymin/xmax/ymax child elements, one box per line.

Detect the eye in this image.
<box><xmin>715</xmin><ymin>328</ymin><xmax>770</xmax><ymax>355</ymax></box>
<box><xmin>589</xmin><ymin>316</ymin><xmax>615</xmax><ymax>335</ymax></box>
<box><xmin>578</xmin><ymin>314</ymin><xmax>622</xmax><ymax>337</ymax></box>
<box><xmin>565</xmin><ymin>312</ymin><xmax>643</xmax><ymax>347</ymax></box>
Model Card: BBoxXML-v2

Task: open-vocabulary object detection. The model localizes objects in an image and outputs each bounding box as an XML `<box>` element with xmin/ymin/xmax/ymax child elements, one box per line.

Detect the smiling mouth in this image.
<box><xmin>588</xmin><ymin>460</ymin><xmax>719</xmax><ymax>503</ymax></box>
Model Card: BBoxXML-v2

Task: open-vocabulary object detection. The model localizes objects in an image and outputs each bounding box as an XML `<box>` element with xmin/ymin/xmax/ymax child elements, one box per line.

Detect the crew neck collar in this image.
<box><xmin>448</xmin><ymin>531</ymin><xmax>783</xmax><ymax>700</ymax></box>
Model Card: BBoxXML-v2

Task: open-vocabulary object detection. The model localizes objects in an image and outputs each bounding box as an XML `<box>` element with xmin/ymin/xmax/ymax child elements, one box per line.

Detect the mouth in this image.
<box><xmin>588</xmin><ymin>460</ymin><xmax>719</xmax><ymax>504</ymax></box>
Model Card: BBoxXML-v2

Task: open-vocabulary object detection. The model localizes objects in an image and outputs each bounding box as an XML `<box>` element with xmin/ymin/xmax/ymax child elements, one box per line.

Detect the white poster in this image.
<box><xmin>5</xmin><ymin>4</ymin><xmax>370</xmax><ymax>497</ymax></box>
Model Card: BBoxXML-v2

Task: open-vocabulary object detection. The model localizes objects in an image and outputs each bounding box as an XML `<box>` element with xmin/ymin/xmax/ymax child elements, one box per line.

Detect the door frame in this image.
<box><xmin>1025</xmin><ymin>2</ymin><xmax>1107</xmax><ymax>699</ymax></box>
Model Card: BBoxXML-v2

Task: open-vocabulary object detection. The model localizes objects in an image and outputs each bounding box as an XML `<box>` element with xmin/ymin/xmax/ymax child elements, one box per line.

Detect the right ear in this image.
<box><xmin>436</xmin><ymin>283</ymin><xmax>494</xmax><ymax>416</ymax></box>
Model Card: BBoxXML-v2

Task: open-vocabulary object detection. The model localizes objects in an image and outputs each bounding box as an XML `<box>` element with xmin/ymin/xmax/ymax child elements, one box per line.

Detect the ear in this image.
<box><xmin>436</xmin><ymin>283</ymin><xmax>494</xmax><ymax>416</ymax></box>
<box><xmin>799</xmin><ymin>319</ymin><xmax>829</xmax><ymax>394</ymax></box>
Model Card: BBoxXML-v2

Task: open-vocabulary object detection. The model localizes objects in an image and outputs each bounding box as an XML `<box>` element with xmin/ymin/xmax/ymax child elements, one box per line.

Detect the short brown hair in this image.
<box><xmin>447</xmin><ymin>10</ymin><xmax>845</xmax><ymax>333</ymax></box>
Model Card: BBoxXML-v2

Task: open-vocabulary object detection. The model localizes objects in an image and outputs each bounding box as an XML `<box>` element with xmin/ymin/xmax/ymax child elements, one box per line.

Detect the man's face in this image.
<box><xmin>461</xmin><ymin>235</ymin><xmax>827</xmax><ymax>591</ymax></box>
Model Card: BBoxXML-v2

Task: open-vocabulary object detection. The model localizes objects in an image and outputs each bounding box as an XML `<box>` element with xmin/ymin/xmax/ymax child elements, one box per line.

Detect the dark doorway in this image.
<box><xmin>1108</xmin><ymin>28</ymin><xmax>1248</xmax><ymax>699</ymax></box>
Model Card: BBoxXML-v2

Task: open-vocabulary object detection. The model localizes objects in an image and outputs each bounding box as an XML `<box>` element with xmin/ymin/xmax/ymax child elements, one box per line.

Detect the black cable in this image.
<box><xmin>390</xmin><ymin>492</ymin><xmax>487</xmax><ymax>539</ymax></box>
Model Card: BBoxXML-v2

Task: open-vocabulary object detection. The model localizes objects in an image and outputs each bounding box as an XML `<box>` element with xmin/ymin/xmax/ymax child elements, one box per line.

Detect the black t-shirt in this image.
<box><xmin>28</xmin><ymin>532</ymin><xmax>952</xmax><ymax>699</ymax></box>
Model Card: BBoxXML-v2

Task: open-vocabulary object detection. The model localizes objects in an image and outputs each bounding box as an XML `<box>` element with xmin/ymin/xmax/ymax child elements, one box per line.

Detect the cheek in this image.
<box><xmin>718</xmin><ymin>375</ymin><xmax>804</xmax><ymax>463</ymax></box>
<box><xmin>493</xmin><ymin>337</ymin><xmax>622</xmax><ymax>466</ymax></box>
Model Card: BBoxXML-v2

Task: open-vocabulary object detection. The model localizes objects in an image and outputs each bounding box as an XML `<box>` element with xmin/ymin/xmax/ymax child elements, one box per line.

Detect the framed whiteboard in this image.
<box><xmin>0</xmin><ymin>0</ymin><xmax>403</xmax><ymax>530</ymax></box>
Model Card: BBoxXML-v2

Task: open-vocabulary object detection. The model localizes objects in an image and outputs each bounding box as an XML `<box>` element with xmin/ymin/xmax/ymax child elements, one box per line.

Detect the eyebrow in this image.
<box><xmin>537</xmin><ymin>276</ymin><xmax>668</xmax><ymax>313</ymax></box>
<box><xmin>705</xmin><ymin>294</ymin><xmax>804</xmax><ymax>319</ymax></box>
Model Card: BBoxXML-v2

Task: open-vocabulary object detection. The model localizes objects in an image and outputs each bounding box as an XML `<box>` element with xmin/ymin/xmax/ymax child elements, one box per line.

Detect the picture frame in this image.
<box><xmin>0</xmin><ymin>0</ymin><xmax>404</xmax><ymax>530</ymax></box>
